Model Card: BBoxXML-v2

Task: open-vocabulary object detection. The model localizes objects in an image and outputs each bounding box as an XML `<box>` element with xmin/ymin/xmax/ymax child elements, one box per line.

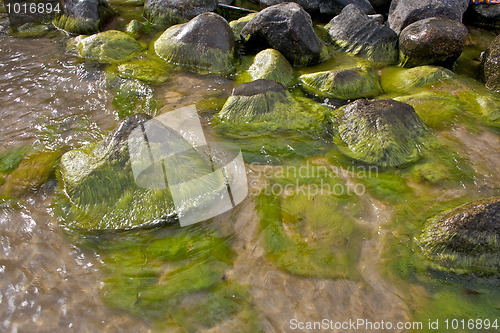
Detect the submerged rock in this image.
<box><xmin>248</xmin><ymin>49</ymin><xmax>294</xmax><ymax>87</ymax></box>
<box><xmin>326</xmin><ymin>4</ymin><xmax>398</xmax><ymax>64</ymax></box>
<box><xmin>117</xmin><ymin>59</ymin><xmax>171</xmax><ymax>84</ymax></box>
<box><xmin>53</xmin><ymin>0</ymin><xmax>114</xmax><ymax>35</ymax></box>
<box><xmin>380</xmin><ymin>65</ymin><xmax>454</xmax><ymax>94</ymax></box>
<box><xmin>258</xmin><ymin>0</ymin><xmax>375</xmax><ymax>17</ymax></box>
<box><xmin>465</xmin><ymin>3</ymin><xmax>500</xmax><ymax>28</ymax></box>
<box><xmin>331</xmin><ymin>99</ymin><xmax>428</xmax><ymax>167</ymax></box>
<box><xmin>388</xmin><ymin>0</ymin><xmax>469</xmax><ymax>34</ymax></box>
<box><xmin>78</xmin><ymin>30</ymin><xmax>143</xmax><ymax>64</ymax></box>
<box><xmin>241</xmin><ymin>3</ymin><xmax>325</xmax><ymax>67</ymax></box>
<box><xmin>144</xmin><ymin>0</ymin><xmax>217</xmax><ymax>26</ymax></box>
<box><xmin>399</xmin><ymin>17</ymin><xmax>468</xmax><ymax>67</ymax></box>
<box><xmin>418</xmin><ymin>197</ymin><xmax>500</xmax><ymax>275</ymax></box>
<box><xmin>480</xmin><ymin>34</ymin><xmax>500</xmax><ymax>92</ymax></box>
<box><xmin>217</xmin><ymin>79</ymin><xmax>317</xmax><ymax>130</ymax></box>
<box><xmin>299</xmin><ymin>66</ymin><xmax>382</xmax><ymax>100</ymax></box>
<box><xmin>154</xmin><ymin>12</ymin><xmax>235</xmax><ymax>74</ymax></box>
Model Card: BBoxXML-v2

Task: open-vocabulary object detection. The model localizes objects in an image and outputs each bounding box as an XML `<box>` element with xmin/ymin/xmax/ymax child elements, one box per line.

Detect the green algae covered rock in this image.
<box><xmin>418</xmin><ymin>197</ymin><xmax>500</xmax><ymax>275</ymax></box>
<box><xmin>78</xmin><ymin>30</ymin><xmax>143</xmax><ymax>64</ymax></box>
<box><xmin>144</xmin><ymin>0</ymin><xmax>217</xmax><ymax>26</ymax></box>
<box><xmin>53</xmin><ymin>0</ymin><xmax>114</xmax><ymax>35</ymax></box>
<box><xmin>217</xmin><ymin>79</ymin><xmax>319</xmax><ymax>131</ymax></box>
<box><xmin>13</xmin><ymin>23</ymin><xmax>50</xmax><ymax>38</ymax></box>
<box><xmin>299</xmin><ymin>66</ymin><xmax>382</xmax><ymax>100</ymax></box>
<box><xmin>248</xmin><ymin>49</ymin><xmax>294</xmax><ymax>87</ymax></box>
<box><xmin>0</xmin><ymin>146</ymin><xmax>30</xmax><ymax>174</ymax></box>
<box><xmin>331</xmin><ymin>99</ymin><xmax>428</xmax><ymax>167</ymax></box>
<box><xmin>229</xmin><ymin>13</ymin><xmax>257</xmax><ymax>42</ymax></box>
<box><xmin>117</xmin><ymin>59</ymin><xmax>171</xmax><ymax>84</ymax></box>
<box><xmin>125</xmin><ymin>19</ymin><xmax>141</xmax><ymax>39</ymax></box>
<box><xmin>480</xmin><ymin>34</ymin><xmax>500</xmax><ymax>92</ymax></box>
<box><xmin>154</xmin><ymin>12</ymin><xmax>235</xmax><ymax>74</ymax></box>
<box><xmin>380</xmin><ymin>65</ymin><xmax>454</xmax><ymax>95</ymax></box>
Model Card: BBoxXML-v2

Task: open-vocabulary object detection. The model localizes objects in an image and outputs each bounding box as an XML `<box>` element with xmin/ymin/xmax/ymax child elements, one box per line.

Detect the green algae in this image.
<box><xmin>112</xmin><ymin>79</ymin><xmax>160</xmax><ymax>119</ymax></box>
<box><xmin>0</xmin><ymin>146</ymin><xmax>30</xmax><ymax>174</ymax></box>
<box><xmin>125</xmin><ymin>19</ymin><xmax>141</xmax><ymax>39</ymax></box>
<box><xmin>380</xmin><ymin>66</ymin><xmax>455</xmax><ymax>95</ymax></box>
<box><xmin>228</xmin><ymin>12</ymin><xmax>257</xmax><ymax>42</ymax></box>
<box><xmin>78</xmin><ymin>30</ymin><xmax>144</xmax><ymax>64</ymax></box>
<box><xmin>117</xmin><ymin>58</ymin><xmax>172</xmax><ymax>84</ymax></box>
<box><xmin>13</xmin><ymin>22</ymin><xmax>50</xmax><ymax>38</ymax></box>
<box><xmin>247</xmin><ymin>49</ymin><xmax>295</xmax><ymax>87</ymax></box>
<box><xmin>53</xmin><ymin>0</ymin><xmax>114</xmax><ymax>35</ymax></box>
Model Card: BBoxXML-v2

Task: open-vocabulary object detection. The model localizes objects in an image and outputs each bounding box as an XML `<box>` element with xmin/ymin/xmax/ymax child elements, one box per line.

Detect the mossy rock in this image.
<box><xmin>125</xmin><ymin>19</ymin><xmax>141</xmax><ymax>39</ymax></box>
<box><xmin>331</xmin><ymin>99</ymin><xmax>428</xmax><ymax>167</ymax></box>
<box><xmin>248</xmin><ymin>49</ymin><xmax>294</xmax><ymax>87</ymax></box>
<box><xmin>216</xmin><ymin>79</ymin><xmax>320</xmax><ymax>132</ymax></box>
<box><xmin>144</xmin><ymin>0</ymin><xmax>217</xmax><ymax>27</ymax></box>
<box><xmin>418</xmin><ymin>197</ymin><xmax>500</xmax><ymax>275</ymax></box>
<box><xmin>13</xmin><ymin>23</ymin><xmax>50</xmax><ymax>38</ymax></box>
<box><xmin>117</xmin><ymin>59</ymin><xmax>171</xmax><ymax>84</ymax></box>
<box><xmin>111</xmin><ymin>79</ymin><xmax>159</xmax><ymax>119</ymax></box>
<box><xmin>0</xmin><ymin>146</ymin><xmax>30</xmax><ymax>174</ymax></box>
<box><xmin>228</xmin><ymin>12</ymin><xmax>257</xmax><ymax>42</ymax></box>
<box><xmin>78</xmin><ymin>30</ymin><xmax>143</xmax><ymax>64</ymax></box>
<box><xmin>300</xmin><ymin>66</ymin><xmax>382</xmax><ymax>100</ymax></box>
<box><xmin>480</xmin><ymin>34</ymin><xmax>500</xmax><ymax>92</ymax></box>
<box><xmin>154</xmin><ymin>12</ymin><xmax>235</xmax><ymax>74</ymax></box>
<box><xmin>53</xmin><ymin>0</ymin><xmax>114</xmax><ymax>35</ymax></box>
<box><xmin>380</xmin><ymin>65</ymin><xmax>454</xmax><ymax>95</ymax></box>
<box><xmin>1</xmin><ymin>150</ymin><xmax>61</xmax><ymax>197</ymax></box>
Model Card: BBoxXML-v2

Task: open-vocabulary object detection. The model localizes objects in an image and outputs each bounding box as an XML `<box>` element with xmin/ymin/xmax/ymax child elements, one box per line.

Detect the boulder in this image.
<box><xmin>465</xmin><ymin>3</ymin><xmax>500</xmax><ymax>29</ymax></box>
<box><xmin>144</xmin><ymin>0</ymin><xmax>217</xmax><ymax>26</ymax></box>
<box><xmin>326</xmin><ymin>4</ymin><xmax>399</xmax><ymax>64</ymax></box>
<box><xmin>78</xmin><ymin>30</ymin><xmax>143</xmax><ymax>64</ymax></box>
<box><xmin>229</xmin><ymin>13</ymin><xmax>257</xmax><ymax>42</ymax></box>
<box><xmin>258</xmin><ymin>0</ymin><xmax>375</xmax><ymax>17</ymax></box>
<box><xmin>240</xmin><ymin>3</ymin><xmax>325</xmax><ymax>67</ymax></box>
<box><xmin>53</xmin><ymin>0</ymin><xmax>114</xmax><ymax>35</ymax></box>
<box><xmin>248</xmin><ymin>49</ymin><xmax>294</xmax><ymax>87</ymax></box>
<box><xmin>154</xmin><ymin>12</ymin><xmax>235</xmax><ymax>74</ymax></box>
<box><xmin>217</xmin><ymin>79</ymin><xmax>316</xmax><ymax>130</ymax></box>
<box><xmin>399</xmin><ymin>17</ymin><xmax>468</xmax><ymax>67</ymax></box>
<box><xmin>380</xmin><ymin>65</ymin><xmax>454</xmax><ymax>94</ymax></box>
<box><xmin>480</xmin><ymin>34</ymin><xmax>500</xmax><ymax>92</ymax></box>
<box><xmin>331</xmin><ymin>99</ymin><xmax>428</xmax><ymax>167</ymax></box>
<box><xmin>299</xmin><ymin>66</ymin><xmax>382</xmax><ymax>100</ymax></box>
<box><xmin>418</xmin><ymin>197</ymin><xmax>500</xmax><ymax>275</ymax></box>
<box><xmin>388</xmin><ymin>0</ymin><xmax>469</xmax><ymax>34</ymax></box>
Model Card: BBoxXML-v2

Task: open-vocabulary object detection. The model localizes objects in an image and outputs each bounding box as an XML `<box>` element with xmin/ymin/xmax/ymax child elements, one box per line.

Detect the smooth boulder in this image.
<box><xmin>326</xmin><ymin>4</ymin><xmax>398</xmax><ymax>64</ymax></box>
<box><xmin>248</xmin><ymin>49</ymin><xmax>294</xmax><ymax>87</ymax></box>
<box><xmin>53</xmin><ymin>0</ymin><xmax>114</xmax><ymax>35</ymax></box>
<box><xmin>480</xmin><ymin>34</ymin><xmax>500</xmax><ymax>92</ymax></box>
<box><xmin>78</xmin><ymin>30</ymin><xmax>143</xmax><ymax>64</ymax></box>
<box><xmin>241</xmin><ymin>3</ymin><xmax>325</xmax><ymax>67</ymax></box>
<box><xmin>299</xmin><ymin>66</ymin><xmax>382</xmax><ymax>100</ymax></box>
<box><xmin>399</xmin><ymin>17</ymin><xmax>468</xmax><ymax>67</ymax></box>
<box><xmin>388</xmin><ymin>0</ymin><xmax>469</xmax><ymax>34</ymax></box>
<box><xmin>144</xmin><ymin>0</ymin><xmax>217</xmax><ymax>26</ymax></box>
<box><xmin>154</xmin><ymin>12</ymin><xmax>235</xmax><ymax>74</ymax></box>
<box><xmin>331</xmin><ymin>99</ymin><xmax>428</xmax><ymax>167</ymax></box>
<box><xmin>418</xmin><ymin>197</ymin><xmax>500</xmax><ymax>275</ymax></box>
<box><xmin>258</xmin><ymin>0</ymin><xmax>374</xmax><ymax>17</ymax></box>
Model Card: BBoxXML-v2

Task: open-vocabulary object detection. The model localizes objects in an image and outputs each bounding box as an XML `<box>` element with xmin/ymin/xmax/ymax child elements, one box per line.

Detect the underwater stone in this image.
<box><xmin>258</xmin><ymin>0</ymin><xmax>374</xmax><ymax>17</ymax></box>
<box><xmin>241</xmin><ymin>3</ymin><xmax>325</xmax><ymax>67</ymax></box>
<box><xmin>299</xmin><ymin>66</ymin><xmax>382</xmax><ymax>100</ymax></box>
<box><xmin>480</xmin><ymin>34</ymin><xmax>500</xmax><ymax>92</ymax></box>
<box><xmin>154</xmin><ymin>12</ymin><xmax>235</xmax><ymax>74</ymax></box>
<box><xmin>465</xmin><ymin>3</ymin><xmax>500</xmax><ymax>29</ymax></box>
<box><xmin>388</xmin><ymin>0</ymin><xmax>468</xmax><ymax>34</ymax></box>
<box><xmin>332</xmin><ymin>99</ymin><xmax>428</xmax><ymax>167</ymax></box>
<box><xmin>248</xmin><ymin>49</ymin><xmax>294</xmax><ymax>87</ymax></box>
<box><xmin>418</xmin><ymin>197</ymin><xmax>500</xmax><ymax>275</ymax></box>
<box><xmin>144</xmin><ymin>0</ymin><xmax>217</xmax><ymax>26</ymax></box>
<box><xmin>326</xmin><ymin>4</ymin><xmax>398</xmax><ymax>64</ymax></box>
<box><xmin>117</xmin><ymin>59</ymin><xmax>170</xmax><ymax>84</ymax></box>
<box><xmin>399</xmin><ymin>17</ymin><xmax>468</xmax><ymax>68</ymax></box>
<box><xmin>53</xmin><ymin>0</ymin><xmax>114</xmax><ymax>35</ymax></box>
<box><xmin>380</xmin><ymin>65</ymin><xmax>454</xmax><ymax>94</ymax></box>
<box><xmin>78</xmin><ymin>30</ymin><xmax>143</xmax><ymax>64</ymax></box>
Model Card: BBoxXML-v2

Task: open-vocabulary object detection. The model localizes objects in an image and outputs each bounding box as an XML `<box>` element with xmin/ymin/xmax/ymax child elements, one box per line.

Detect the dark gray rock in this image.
<box><xmin>399</xmin><ymin>17</ymin><xmax>468</xmax><ymax>67</ymax></box>
<box><xmin>368</xmin><ymin>0</ymin><xmax>391</xmax><ymax>11</ymax></box>
<box><xmin>53</xmin><ymin>0</ymin><xmax>114</xmax><ymax>34</ymax></box>
<box><xmin>465</xmin><ymin>4</ymin><xmax>500</xmax><ymax>29</ymax></box>
<box><xmin>388</xmin><ymin>0</ymin><xmax>469</xmax><ymax>34</ymax></box>
<box><xmin>241</xmin><ymin>2</ymin><xmax>325</xmax><ymax>67</ymax></box>
<box><xmin>258</xmin><ymin>0</ymin><xmax>374</xmax><ymax>17</ymax></box>
<box><xmin>480</xmin><ymin>34</ymin><xmax>500</xmax><ymax>92</ymax></box>
<box><xmin>144</xmin><ymin>0</ymin><xmax>218</xmax><ymax>26</ymax></box>
<box><xmin>326</xmin><ymin>4</ymin><xmax>398</xmax><ymax>64</ymax></box>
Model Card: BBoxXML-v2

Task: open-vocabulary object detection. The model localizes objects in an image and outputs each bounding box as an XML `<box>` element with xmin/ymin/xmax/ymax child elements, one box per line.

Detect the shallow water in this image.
<box><xmin>1</xmin><ymin>8</ymin><xmax>500</xmax><ymax>333</ymax></box>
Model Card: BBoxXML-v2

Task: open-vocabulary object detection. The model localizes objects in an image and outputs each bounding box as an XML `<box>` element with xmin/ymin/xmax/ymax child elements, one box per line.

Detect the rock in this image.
<box><xmin>117</xmin><ymin>59</ymin><xmax>171</xmax><ymax>84</ymax></box>
<box><xmin>217</xmin><ymin>79</ymin><xmax>317</xmax><ymax>130</ymax></box>
<box><xmin>240</xmin><ymin>3</ymin><xmax>325</xmax><ymax>67</ymax></box>
<box><xmin>144</xmin><ymin>0</ymin><xmax>217</xmax><ymax>26</ymax></box>
<box><xmin>399</xmin><ymin>17</ymin><xmax>468</xmax><ymax>67</ymax></box>
<box><xmin>480</xmin><ymin>34</ymin><xmax>500</xmax><ymax>92</ymax></box>
<box><xmin>418</xmin><ymin>197</ymin><xmax>500</xmax><ymax>275</ymax></box>
<box><xmin>78</xmin><ymin>30</ymin><xmax>143</xmax><ymax>64</ymax></box>
<box><xmin>388</xmin><ymin>0</ymin><xmax>469</xmax><ymax>34</ymax></box>
<box><xmin>368</xmin><ymin>0</ymin><xmax>391</xmax><ymax>11</ymax></box>
<box><xmin>125</xmin><ymin>19</ymin><xmax>141</xmax><ymax>38</ymax></box>
<box><xmin>331</xmin><ymin>99</ymin><xmax>428</xmax><ymax>167</ymax></box>
<box><xmin>154</xmin><ymin>12</ymin><xmax>235</xmax><ymax>74</ymax></box>
<box><xmin>299</xmin><ymin>66</ymin><xmax>382</xmax><ymax>100</ymax></box>
<box><xmin>380</xmin><ymin>65</ymin><xmax>454</xmax><ymax>94</ymax></box>
<box><xmin>248</xmin><ymin>49</ymin><xmax>294</xmax><ymax>87</ymax></box>
<box><xmin>216</xmin><ymin>3</ymin><xmax>257</xmax><ymax>21</ymax></box>
<box><xmin>14</xmin><ymin>23</ymin><xmax>50</xmax><ymax>38</ymax></box>
<box><xmin>326</xmin><ymin>4</ymin><xmax>399</xmax><ymax>64</ymax></box>
<box><xmin>53</xmin><ymin>0</ymin><xmax>114</xmax><ymax>35</ymax></box>
<box><xmin>229</xmin><ymin>13</ymin><xmax>257</xmax><ymax>42</ymax></box>
<box><xmin>258</xmin><ymin>0</ymin><xmax>375</xmax><ymax>17</ymax></box>
<box><xmin>465</xmin><ymin>3</ymin><xmax>500</xmax><ymax>28</ymax></box>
